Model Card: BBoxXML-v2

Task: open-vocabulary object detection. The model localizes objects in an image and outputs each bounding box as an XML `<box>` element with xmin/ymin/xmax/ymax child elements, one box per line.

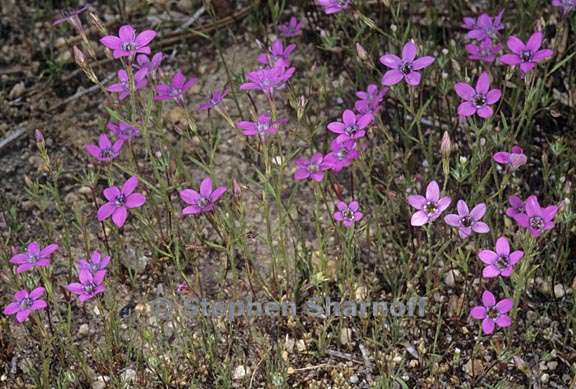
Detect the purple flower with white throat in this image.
<box><xmin>514</xmin><ymin>195</ymin><xmax>559</xmax><ymax>237</ymax></box>
<box><xmin>135</xmin><ymin>52</ymin><xmax>163</xmax><ymax>79</ymax></box>
<box><xmin>294</xmin><ymin>153</ymin><xmax>329</xmax><ymax>182</ymax></box>
<box><xmin>444</xmin><ymin>200</ymin><xmax>490</xmax><ymax>238</ymax></box>
<box><xmin>500</xmin><ymin>32</ymin><xmax>553</xmax><ymax>75</ymax></box>
<box><xmin>240</xmin><ymin>62</ymin><xmax>295</xmax><ymax>96</ymax></box>
<box><xmin>324</xmin><ymin>139</ymin><xmax>360</xmax><ymax>172</ymax></box>
<box><xmin>478</xmin><ymin>236</ymin><xmax>523</xmax><ymax>278</ymax></box>
<box><xmin>106</xmin><ymin>121</ymin><xmax>140</xmax><ymax>141</ymax></box>
<box><xmin>465</xmin><ymin>38</ymin><xmax>502</xmax><ymax>63</ymax></box>
<box><xmin>334</xmin><ymin>201</ymin><xmax>363</xmax><ymax>228</ymax></box>
<box><xmin>327</xmin><ymin>109</ymin><xmax>373</xmax><ymax>143</ymax></box>
<box><xmin>407</xmin><ymin>180</ymin><xmax>451</xmax><ymax>226</ymax></box>
<box><xmin>3</xmin><ymin>287</ymin><xmax>47</xmax><ymax>323</ymax></box>
<box><xmin>107</xmin><ymin>69</ymin><xmax>147</xmax><ymax>101</ymax></box>
<box><xmin>179</xmin><ymin>177</ymin><xmax>227</xmax><ymax>215</ymax></box>
<box><xmin>85</xmin><ymin>133</ymin><xmax>123</xmax><ymax>162</ymax></box>
<box><xmin>97</xmin><ymin>176</ymin><xmax>146</xmax><ymax>228</ymax></box>
<box><xmin>464</xmin><ymin>11</ymin><xmax>505</xmax><ymax>41</ymax></box>
<box><xmin>317</xmin><ymin>0</ymin><xmax>351</xmax><ymax>14</ymax></box>
<box><xmin>66</xmin><ymin>269</ymin><xmax>106</xmax><ymax>303</ymax></box>
<box><xmin>154</xmin><ymin>71</ymin><xmax>197</xmax><ymax>104</ymax></box>
<box><xmin>354</xmin><ymin>84</ymin><xmax>387</xmax><ymax>114</ymax></box>
<box><xmin>380</xmin><ymin>40</ymin><xmax>435</xmax><ymax>86</ymax></box>
<box><xmin>278</xmin><ymin>16</ymin><xmax>303</xmax><ymax>37</ymax></box>
<box><xmin>257</xmin><ymin>39</ymin><xmax>296</xmax><ymax>67</ymax></box>
<box><xmin>100</xmin><ymin>25</ymin><xmax>156</xmax><ymax>59</ymax></box>
<box><xmin>77</xmin><ymin>250</ymin><xmax>110</xmax><ymax>278</ymax></box>
<box><xmin>470</xmin><ymin>290</ymin><xmax>513</xmax><ymax>335</ymax></box>
<box><xmin>237</xmin><ymin>114</ymin><xmax>286</xmax><ymax>137</ymax></box>
<box><xmin>455</xmin><ymin>72</ymin><xmax>501</xmax><ymax>119</ymax></box>
<box><xmin>198</xmin><ymin>89</ymin><xmax>228</xmax><ymax>111</ymax></box>
<box><xmin>10</xmin><ymin>242</ymin><xmax>58</xmax><ymax>273</ymax></box>
<box><xmin>493</xmin><ymin>145</ymin><xmax>527</xmax><ymax>170</ymax></box>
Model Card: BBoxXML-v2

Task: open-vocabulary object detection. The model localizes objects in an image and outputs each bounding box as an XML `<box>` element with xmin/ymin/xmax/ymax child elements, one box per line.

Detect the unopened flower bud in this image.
<box><xmin>73</xmin><ymin>46</ymin><xmax>86</xmax><ymax>67</ymax></box>
<box><xmin>35</xmin><ymin>129</ymin><xmax>44</xmax><ymax>143</ymax></box>
<box><xmin>356</xmin><ymin>43</ymin><xmax>369</xmax><ymax>62</ymax></box>
<box><xmin>441</xmin><ymin>131</ymin><xmax>452</xmax><ymax>157</ymax></box>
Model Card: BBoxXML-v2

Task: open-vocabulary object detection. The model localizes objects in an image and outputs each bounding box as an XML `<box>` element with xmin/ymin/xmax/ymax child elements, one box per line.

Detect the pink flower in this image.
<box><xmin>198</xmin><ymin>89</ymin><xmax>228</xmax><ymax>111</ymax></box>
<box><xmin>506</xmin><ymin>195</ymin><xmax>526</xmax><ymax>221</ymax></box>
<box><xmin>3</xmin><ymin>287</ymin><xmax>47</xmax><ymax>323</ymax></box>
<box><xmin>278</xmin><ymin>16</ymin><xmax>303</xmax><ymax>37</ymax></box>
<box><xmin>106</xmin><ymin>121</ymin><xmax>140</xmax><ymax>141</ymax></box>
<box><xmin>552</xmin><ymin>0</ymin><xmax>576</xmax><ymax>15</ymax></box>
<box><xmin>154</xmin><ymin>70</ymin><xmax>197</xmax><ymax>104</ymax></box>
<box><xmin>85</xmin><ymin>133</ymin><xmax>123</xmax><ymax>162</ymax></box>
<box><xmin>10</xmin><ymin>242</ymin><xmax>58</xmax><ymax>273</ymax></box>
<box><xmin>354</xmin><ymin>84</ymin><xmax>387</xmax><ymax>115</ymax></box>
<box><xmin>100</xmin><ymin>25</ymin><xmax>156</xmax><ymax>59</ymax></box>
<box><xmin>478</xmin><ymin>237</ymin><xmax>524</xmax><ymax>278</ymax></box>
<box><xmin>66</xmin><ymin>269</ymin><xmax>106</xmax><ymax>303</ymax></box>
<box><xmin>294</xmin><ymin>152</ymin><xmax>329</xmax><ymax>182</ymax></box>
<box><xmin>107</xmin><ymin>69</ymin><xmax>147</xmax><ymax>101</ymax></box>
<box><xmin>500</xmin><ymin>32</ymin><xmax>553</xmax><ymax>75</ymax></box>
<box><xmin>454</xmin><ymin>72</ymin><xmax>501</xmax><ymax>119</ymax></box>
<box><xmin>324</xmin><ymin>139</ymin><xmax>360</xmax><ymax>172</ymax></box>
<box><xmin>465</xmin><ymin>38</ymin><xmax>502</xmax><ymax>63</ymax></box>
<box><xmin>237</xmin><ymin>114</ymin><xmax>286</xmax><ymax>137</ymax></box>
<box><xmin>334</xmin><ymin>201</ymin><xmax>363</xmax><ymax>227</ymax></box>
<box><xmin>135</xmin><ymin>52</ymin><xmax>163</xmax><ymax>79</ymax></box>
<box><xmin>327</xmin><ymin>109</ymin><xmax>373</xmax><ymax>143</ymax></box>
<box><xmin>257</xmin><ymin>39</ymin><xmax>296</xmax><ymax>67</ymax></box>
<box><xmin>97</xmin><ymin>176</ymin><xmax>146</xmax><ymax>228</ymax></box>
<box><xmin>240</xmin><ymin>62</ymin><xmax>295</xmax><ymax>96</ymax></box>
<box><xmin>463</xmin><ymin>11</ymin><xmax>505</xmax><ymax>41</ymax></box>
<box><xmin>407</xmin><ymin>180</ymin><xmax>451</xmax><ymax>226</ymax></box>
<box><xmin>513</xmin><ymin>195</ymin><xmax>558</xmax><ymax>237</ymax></box>
<box><xmin>470</xmin><ymin>290</ymin><xmax>513</xmax><ymax>335</ymax></box>
<box><xmin>380</xmin><ymin>40</ymin><xmax>435</xmax><ymax>86</ymax></box>
<box><xmin>77</xmin><ymin>250</ymin><xmax>110</xmax><ymax>278</ymax></box>
<box><xmin>179</xmin><ymin>177</ymin><xmax>227</xmax><ymax>215</ymax></box>
<box><xmin>444</xmin><ymin>200</ymin><xmax>490</xmax><ymax>238</ymax></box>
<box><xmin>317</xmin><ymin>0</ymin><xmax>351</xmax><ymax>14</ymax></box>
<box><xmin>492</xmin><ymin>145</ymin><xmax>527</xmax><ymax>170</ymax></box>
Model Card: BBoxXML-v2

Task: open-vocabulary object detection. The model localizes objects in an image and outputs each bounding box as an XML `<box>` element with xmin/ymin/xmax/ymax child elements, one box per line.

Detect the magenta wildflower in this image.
<box><xmin>107</xmin><ymin>69</ymin><xmax>147</xmax><ymax>101</ymax></box>
<box><xmin>278</xmin><ymin>16</ymin><xmax>303</xmax><ymax>37</ymax></box>
<box><xmin>514</xmin><ymin>195</ymin><xmax>558</xmax><ymax>237</ymax></box>
<box><xmin>334</xmin><ymin>201</ymin><xmax>363</xmax><ymax>228</ymax></box>
<box><xmin>198</xmin><ymin>89</ymin><xmax>229</xmax><ymax>111</ymax></box>
<box><xmin>240</xmin><ymin>62</ymin><xmax>295</xmax><ymax>96</ymax></box>
<box><xmin>317</xmin><ymin>0</ymin><xmax>351</xmax><ymax>14</ymax></box>
<box><xmin>294</xmin><ymin>153</ymin><xmax>329</xmax><ymax>182</ymax></box>
<box><xmin>52</xmin><ymin>4</ymin><xmax>89</xmax><ymax>34</ymax></box>
<box><xmin>3</xmin><ymin>287</ymin><xmax>47</xmax><ymax>323</ymax></box>
<box><xmin>257</xmin><ymin>39</ymin><xmax>296</xmax><ymax>67</ymax></box>
<box><xmin>324</xmin><ymin>139</ymin><xmax>360</xmax><ymax>172</ymax></box>
<box><xmin>154</xmin><ymin>70</ymin><xmax>197</xmax><ymax>104</ymax></box>
<box><xmin>97</xmin><ymin>176</ymin><xmax>146</xmax><ymax>228</ymax></box>
<box><xmin>9</xmin><ymin>242</ymin><xmax>58</xmax><ymax>273</ymax></box>
<box><xmin>493</xmin><ymin>145</ymin><xmax>527</xmax><ymax>170</ymax></box>
<box><xmin>552</xmin><ymin>0</ymin><xmax>576</xmax><ymax>14</ymax></box>
<box><xmin>99</xmin><ymin>24</ymin><xmax>156</xmax><ymax>59</ymax></box>
<box><xmin>478</xmin><ymin>237</ymin><xmax>524</xmax><ymax>278</ymax></box>
<box><xmin>85</xmin><ymin>134</ymin><xmax>123</xmax><ymax>162</ymax></box>
<box><xmin>327</xmin><ymin>109</ymin><xmax>373</xmax><ymax>143</ymax></box>
<box><xmin>77</xmin><ymin>250</ymin><xmax>110</xmax><ymax>278</ymax></box>
<box><xmin>135</xmin><ymin>52</ymin><xmax>164</xmax><ymax>79</ymax></box>
<box><xmin>237</xmin><ymin>114</ymin><xmax>286</xmax><ymax>137</ymax></box>
<box><xmin>465</xmin><ymin>38</ymin><xmax>502</xmax><ymax>63</ymax></box>
<box><xmin>407</xmin><ymin>180</ymin><xmax>451</xmax><ymax>226</ymax></box>
<box><xmin>354</xmin><ymin>84</ymin><xmax>387</xmax><ymax>115</ymax></box>
<box><xmin>470</xmin><ymin>290</ymin><xmax>512</xmax><ymax>335</ymax></box>
<box><xmin>506</xmin><ymin>195</ymin><xmax>526</xmax><ymax>221</ymax></box>
<box><xmin>454</xmin><ymin>72</ymin><xmax>501</xmax><ymax>119</ymax></box>
<box><xmin>500</xmin><ymin>32</ymin><xmax>553</xmax><ymax>75</ymax></box>
<box><xmin>67</xmin><ymin>269</ymin><xmax>106</xmax><ymax>303</ymax></box>
<box><xmin>463</xmin><ymin>11</ymin><xmax>505</xmax><ymax>41</ymax></box>
<box><xmin>444</xmin><ymin>200</ymin><xmax>490</xmax><ymax>238</ymax></box>
<box><xmin>179</xmin><ymin>177</ymin><xmax>227</xmax><ymax>216</ymax></box>
<box><xmin>380</xmin><ymin>41</ymin><xmax>435</xmax><ymax>86</ymax></box>
<box><xmin>106</xmin><ymin>121</ymin><xmax>140</xmax><ymax>141</ymax></box>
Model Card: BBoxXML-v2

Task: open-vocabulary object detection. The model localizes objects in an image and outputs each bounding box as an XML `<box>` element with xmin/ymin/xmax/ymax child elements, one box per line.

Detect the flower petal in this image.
<box><xmin>379</xmin><ymin>54</ymin><xmax>402</xmax><ymax>69</ymax></box>
<box><xmin>381</xmin><ymin>70</ymin><xmax>404</xmax><ymax>86</ymax></box>
<box><xmin>125</xmin><ymin>193</ymin><xmax>146</xmax><ymax>208</ymax></box>
<box><xmin>112</xmin><ymin>207</ymin><xmax>128</xmax><ymax>227</ymax></box>
<box><xmin>455</xmin><ymin>82</ymin><xmax>475</xmax><ymax>100</ymax></box>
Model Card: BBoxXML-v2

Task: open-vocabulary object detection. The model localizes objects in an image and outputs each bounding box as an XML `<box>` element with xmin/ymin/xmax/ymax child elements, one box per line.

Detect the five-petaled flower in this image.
<box><xmin>100</xmin><ymin>24</ymin><xmax>156</xmax><ymax>59</ymax></box>
<box><xmin>278</xmin><ymin>16</ymin><xmax>303</xmax><ymax>37</ymax></box>
<box><xmin>513</xmin><ymin>195</ymin><xmax>558</xmax><ymax>237</ymax></box>
<box><xmin>470</xmin><ymin>290</ymin><xmax>513</xmax><ymax>335</ymax></box>
<box><xmin>198</xmin><ymin>89</ymin><xmax>228</xmax><ymax>111</ymax></box>
<box><xmin>97</xmin><ymin>176</ymin><xmax>146</xmax><ymax>228</ymax></box>
<box><xmin>407</xmin><ymin>180</ymin><xmax>451</xmax><ymax>226</ymax></box>
<box><xmin>380</xmin><ymin>40</ymin><xmax>435</xmax><ymax>86</ymax></box>
<box><xmin>463</xmin><ymin>11</ymin><xmax>505</xmax><ymax>41</ymax></box>
<box><xmin>66</xmin><ymin>269</ymin><xmax>106</xmax><ymax>303</ymax></box>
<box><xmin>327</xmin><ymin>109</ymin><xmax>373</xmax><ymax>143</ymax></box>
<box><xmin>10</xmin><ymin>242</ymin><xmax>58</xmax><ymax>273</ymax></box>
<box><xmin>333</xmin><ymin>201</ymin><xmax>364</xmax><ymax>228</ymax></box>
<box><xmin>154</xmin><ymin>70</ymin><xmax>197</xmax><ymax>104</ymax></box>
<box><xmin>493</xmin><ymin>145</ymin><xmax>527</xmax><ymax>170</ymax></box>
<box><xmin>478</xmin><ymin>237</ymin><xmax>524</xmax><ymax>278</ymax></box>
<box><xmin>179</xmin><ymin>177</ymin><xmax>227</xmax><ymax>215</ymax></box>
<box><xmin>237</xmin><ymin>114</ymin><xmax>286</xmax><ymax>137</ymax></box>
<box><xmin>77</xmin><ymin>250</ymin><xmax>110</xmax><ymax>278</ymax></box>
<box><xmin>3</xmin><ymin>287</ymin><xmax>47</xmax><ymax>323</ymax></box>
<box><xmin>444</xmin><ymin>200</ymin><xmax>490</xmax><ymax>238</ymax></box>
<box><xmin>500</xmin><ymin>32</ymin><xmax>553</xmax><ymax>75</ymax></box>
<box><xmin>257</xmin><ymin>39</ymin><xmax>296</xmax><ymax>67</ymax></box>
<box><xmin>85</xmin><ymin>133</ymin><xmax>123</xmax><ymax>162</ymax></box>
<box><xmin>465</xmin><ymin>38</ymin><xmax>502</xmax><ymax>63</ymax></box>
<box><xmin>240</xmin><ymin>62</ymin><xmax>295</xmax><ymax>96</ymax></box>
<box><xmin>354</xmin><ymin>84</ymin><xmax>387</xmax><ymax>115</ymax></box>
<box><xmin>294</xmin><ymin>152</ymin><xmax>329</xmax><ymax>182</ymax></box>
<box><xmin>324</xmin><ymin>139</ymin><xmax>360</xmax><ymax>172</ymax></box>
<box><xmin>106</xmin><ymin>121</ymin><xmax>140</xmax><ymax>141</ymax></box>
<box><xmin>107</xmin><ymin>69</ymin><xmax>148</xmax><ymax>101</ymax></box>
<box><xmin>135</xmin><ymin>52</ymin><xmax>163</xmax><ymax>79</ymax></box>
<box><xmin>455</xmin><ymin>72</ymin><xmax>501</xmax><ymax>119</ymax></box>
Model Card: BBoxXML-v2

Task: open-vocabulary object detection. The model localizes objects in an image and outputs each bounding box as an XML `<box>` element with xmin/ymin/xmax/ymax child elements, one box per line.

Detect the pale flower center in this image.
<box><xmin>529</xmin><ymin>216</ymin><xmax>544</xmax><ymax>230</ymax></box>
